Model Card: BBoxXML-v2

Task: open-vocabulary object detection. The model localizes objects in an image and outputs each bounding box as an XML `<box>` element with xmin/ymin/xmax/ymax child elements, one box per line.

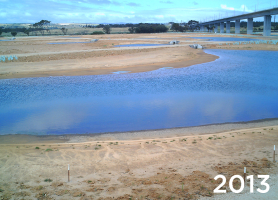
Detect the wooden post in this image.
<box><xmin>68</xmin><ymin>164</ymin><xmax>70</xmax><ymax>182</ymax></box>
<box><xmin>244</xmin><ymin>167</ymin><xmax>246</xmax><ymax>183</ymax></box>
<box><xmin>274</xmin><ymin>145</ymin><xmax>276</xmax><ymax>163</ymax></box>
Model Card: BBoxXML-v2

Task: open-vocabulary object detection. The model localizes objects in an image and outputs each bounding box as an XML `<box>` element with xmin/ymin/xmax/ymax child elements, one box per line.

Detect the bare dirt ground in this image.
<box><xmin>0</xmin><ymin>124</ymin><xmax>278</xmax><ymax>199</ymax></box>
<box><xmin>0</xmin><ymin>33</ymin><xmax>219</xmax><ymax>79</ymax></box>
<box><xmin>1</xmin><ymin>32</ymin><xmax>277</xmax><ymax>79</ymax></box>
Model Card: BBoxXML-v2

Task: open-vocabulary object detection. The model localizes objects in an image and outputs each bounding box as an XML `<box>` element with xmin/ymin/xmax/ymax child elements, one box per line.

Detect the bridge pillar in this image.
<box><xmin>209</xmin><ymin>24</ymin><xmax>212</xmax><ymax>32</ymax></box>
<box><xmin>214</xmin><ymin>24</ymin><xmax>218</xmax><ymax>33</ymax></box>
<box><xmin>235</xmin><ymin>19</ymin><xmax>240</xmax><ymax>34</ymax></box>
<box><xmin>263</xmin><ymin>15</ymin><xmax>272</xmax><ymax>36</ymax></box>
<box><xmin>247</xmin><ymin>18</ymin><xmax>253</xmax><ymax>34</ymax></box>
<box><xmin>220</xmin><ymin>22</ymin><xmax>224</xmax><ymax>33</ymax></box>
<box><xmin>226</xmin><ymin>21</ymin><xmax>230</xmax><ymax>33</ymax></box>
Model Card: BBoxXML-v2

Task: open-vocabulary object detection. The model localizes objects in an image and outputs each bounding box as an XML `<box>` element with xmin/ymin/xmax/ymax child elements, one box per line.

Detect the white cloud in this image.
<box><xmin>221</xmin><ymin>4</ymin><xmax>235</xmax><ymax>11</ymax></box>
<box><xmin>240</xmin><ymin>5</ymin><xmax>253</xmax><ymax>12</ymax></box>
<box><xmin>155</xmin><ymin>15</ymin><xmax>164</xmax><ymax>18</ymax></box>
<box><xmin>221</xmin><ymin>4</ymin><xmax>253</xmax><ymax>12</ymax></box>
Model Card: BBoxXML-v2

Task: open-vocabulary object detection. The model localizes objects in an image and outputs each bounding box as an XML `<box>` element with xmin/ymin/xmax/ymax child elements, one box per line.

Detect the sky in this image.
<box><xmin>0</xmin><ymin>0</ymin><xmax>276</xmax><ymax>24</ymax></box>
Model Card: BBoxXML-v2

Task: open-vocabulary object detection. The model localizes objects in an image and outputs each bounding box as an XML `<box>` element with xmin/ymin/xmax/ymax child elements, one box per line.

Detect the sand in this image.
<box><xmin>2</xmin><ymin>32</ymin><xmax>277</xmax><ymax>79</ymax></box>
<box><xmin>0</xmin><ymin>123</ymin><xmax>278</xmax><ymax>199</ymax></box>
<box><xmin>1</xmin><ymin>32</ymin><xmax>278</xmax><ymax>199</ymax></box>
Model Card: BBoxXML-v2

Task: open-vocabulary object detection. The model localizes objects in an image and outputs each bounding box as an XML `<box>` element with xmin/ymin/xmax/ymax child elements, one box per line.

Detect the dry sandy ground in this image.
<box><xmin>0</xmin><ymin>33</ymin><xmax>218</xmax><ymax>79</ymax></box>
<box><xmin>1</xmin><ymin>32</ymin><xmax>277</xmax><ymax>79</ymax></box>
<box><xmin>0</xmin><ymin>124</ymin><xmax>278</xmax><ymax>200</ymax></box>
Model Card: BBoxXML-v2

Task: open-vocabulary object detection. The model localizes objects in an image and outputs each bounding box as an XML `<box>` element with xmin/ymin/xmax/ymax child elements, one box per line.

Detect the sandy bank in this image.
<box><xmin>0</xmin><ymin>121</ymin><xmax>278</xmax><ymax>199</ymax></box>
<box><xmin>0</xmin><ymin>45</ymin><xmax>218</xmax><ymax>79</ymax></box>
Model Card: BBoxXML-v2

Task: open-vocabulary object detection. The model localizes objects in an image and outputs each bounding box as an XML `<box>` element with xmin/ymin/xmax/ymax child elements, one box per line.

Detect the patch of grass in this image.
<box><xmin>0</xmin><ymin>188</ymin><xmax>4</xmax><ymax>192</ymax></box>
<box><xmin>45</xmin><ymin>148</ymin><xmax>52</xmax><ymax>152</ymax></box>
<box><xmin>181</xmin><ymin>138</ymin><xmax>187</xmax><ymax>141</ymax></box>
<box><xmin>232</xmin><ymin>136</ymin><xmax>235</xmax><ymax>137</ymax></box>
<box><xmin>146</xmin><ymin>142</ymin><xmax>149</xmax><ymax>144</ymax></box>
<box><xmin>88</xmin><ymin>180</ymin><xmax>92</xmax><ymax>183</ymax></box>
<box><xmin>192</xmin><ymin>140</ymin><xmax>197</xmax><ymax>144</ymax></box>
<box><xmin>44</xmin><ymin>178</ymin><xmax>53</xmax><ymax>182</ymax></box>
<box><xmin>35</xmin><ymin>147</ymin><xmax>40</xmax><ymax>149</ymax></box>
<box><xmin>95</xmin><ymin>147</ymin><xmax>99</xmax><ymax>150</ymax></box>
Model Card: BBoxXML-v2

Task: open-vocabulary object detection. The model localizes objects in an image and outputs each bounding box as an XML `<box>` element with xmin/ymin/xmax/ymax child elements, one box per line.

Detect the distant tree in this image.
<box><xmin>135</xmin><ymin>23</ymin><xmax>168</xmax><ymax>33</ymax></box>
<box><xmin>33</xmin><ymin>20</ymin><xmax>51</xmax><ymax>35</ymax></box>
<box><xmin>11</xmin><ymin>31</ymin><xmax>17</xmax><ymax>37</ymax></box>
<box><xmin>0</xmin><ymin>29</ymin><xmax>2</xmax><ymax>36</ymax></box>
<box><xmin>61</xmin><ymin>27</ymin><xmax>68</xmax><ymax>35</ymax></box>
<box><xmin>103</xmin><ymin>25</ymin><xmax>111</xmax><ymax>34</ymax></box>
<box><xmin>24</xmin><ymin>28</ymin><xmax>31</xmax><ymax>36</ymax></box>
<box><xmin>128</xmin><ymin>26</ymin><xmax>135</xmax><ymax>33</ymax></box>
<box><xmin>171</xmin><ymin>23</ymin><xmax>180</xmax><ymax>32</ymax></box>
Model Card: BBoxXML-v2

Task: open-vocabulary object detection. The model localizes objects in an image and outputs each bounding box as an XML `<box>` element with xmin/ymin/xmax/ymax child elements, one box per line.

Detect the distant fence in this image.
<box><xmin>0</xmin><ymin>55</ymin><xmax>18</xmax><ymax>62</ymax></box>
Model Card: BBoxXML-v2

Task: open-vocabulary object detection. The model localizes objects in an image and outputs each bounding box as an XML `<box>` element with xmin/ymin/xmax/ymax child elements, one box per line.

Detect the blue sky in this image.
<box><xmin>0</xmin><ymin>0</ymin><xmax>276</xmax><ymax>23</ymax></box>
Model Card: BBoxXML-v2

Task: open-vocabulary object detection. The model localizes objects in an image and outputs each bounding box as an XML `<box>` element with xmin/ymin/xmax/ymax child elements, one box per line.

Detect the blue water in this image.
<box><xmin>0</xmin><ymin>50</ymin><xmax>278</xmax><ymax>135</ymax></box>
<box><xmin>114</xmin><ymin>44</ymin><xmax>169</xmax><ymax>47</ymax></box>
<box><xmin>189</xmin><ymin>37</ymin><xmax>261</xmax><ymax>41</ymax></box>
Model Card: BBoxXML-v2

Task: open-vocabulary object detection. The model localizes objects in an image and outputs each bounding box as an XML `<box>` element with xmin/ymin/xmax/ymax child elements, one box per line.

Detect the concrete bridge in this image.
<box><xmin>199</xmin><ymin>7</ymin><xmax>278</xmax><ymax>36</ymax></box>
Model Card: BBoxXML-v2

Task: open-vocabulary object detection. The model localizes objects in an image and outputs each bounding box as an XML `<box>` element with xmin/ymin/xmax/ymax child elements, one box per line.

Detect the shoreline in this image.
<box><xmin>1</xmin><ymin>118</ymin><xmax>278</xmax><ymax>144</ymax></box>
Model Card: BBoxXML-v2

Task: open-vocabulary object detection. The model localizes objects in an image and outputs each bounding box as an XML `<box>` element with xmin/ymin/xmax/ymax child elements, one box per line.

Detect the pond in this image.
<box><xmin>189</xmin><ymin>37</ymin><xmax>261</xmax><ymax>41</ymax></box>
<box><xmin>0</xmin><ymin>49</ymin><xmax>278</xmax><ymax>135</ymax></box>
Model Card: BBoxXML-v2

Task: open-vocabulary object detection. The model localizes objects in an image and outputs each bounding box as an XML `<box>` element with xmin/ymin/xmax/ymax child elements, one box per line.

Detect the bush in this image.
<box><xmin>11</xmin><ymin>31</ymin><xmax>17</xmax><ymax>37</ymax></box>
<box><xmin>135</xmin><ymin>24</ymin><xmax>168</xmax><ymax>33</ymax></box>
<box><xmin>91</xmin><ymin>31</ymin><xmax>104</xmax><ymax>35</ymax></box>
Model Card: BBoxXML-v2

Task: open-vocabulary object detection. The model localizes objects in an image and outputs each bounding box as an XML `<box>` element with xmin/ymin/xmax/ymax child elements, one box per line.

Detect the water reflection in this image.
<box><xmin>0</xmin><ymin>50</ymin><xmax>278</xmax><ymax>135</ymax></box>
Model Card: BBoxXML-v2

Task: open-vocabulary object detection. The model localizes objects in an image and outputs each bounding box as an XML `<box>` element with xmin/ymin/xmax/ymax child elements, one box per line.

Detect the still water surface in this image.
<box><xmin>0</xmin><ymin>50</ymin><xmax>278</xmax><ymax>135</ymax></box>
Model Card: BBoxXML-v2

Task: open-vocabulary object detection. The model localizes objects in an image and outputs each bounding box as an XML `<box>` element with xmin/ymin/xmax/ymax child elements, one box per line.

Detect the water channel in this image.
<box><xmin>0</xmin><ymin>49</ymin><xmax>277</xmax><ymax>135</ymax></box>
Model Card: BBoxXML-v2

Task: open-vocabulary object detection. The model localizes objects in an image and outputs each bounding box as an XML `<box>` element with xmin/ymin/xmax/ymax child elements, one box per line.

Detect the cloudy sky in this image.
<box><xmin>0</xmin><ymin>0</ymin><xmax>275</xmax><ymax>23</ymax></box>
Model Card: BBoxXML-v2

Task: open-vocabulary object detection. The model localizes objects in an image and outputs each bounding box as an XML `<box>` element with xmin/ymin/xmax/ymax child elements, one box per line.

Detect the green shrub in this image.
<box><xmin>91</xmin><ymin>31</ymin><xmax>104</xmax><ymax>35</ymax></box>
<box><xmin>45</xmin><ymin>148</ymin><xmax>53</xmax><ymax>152</ymax></box>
